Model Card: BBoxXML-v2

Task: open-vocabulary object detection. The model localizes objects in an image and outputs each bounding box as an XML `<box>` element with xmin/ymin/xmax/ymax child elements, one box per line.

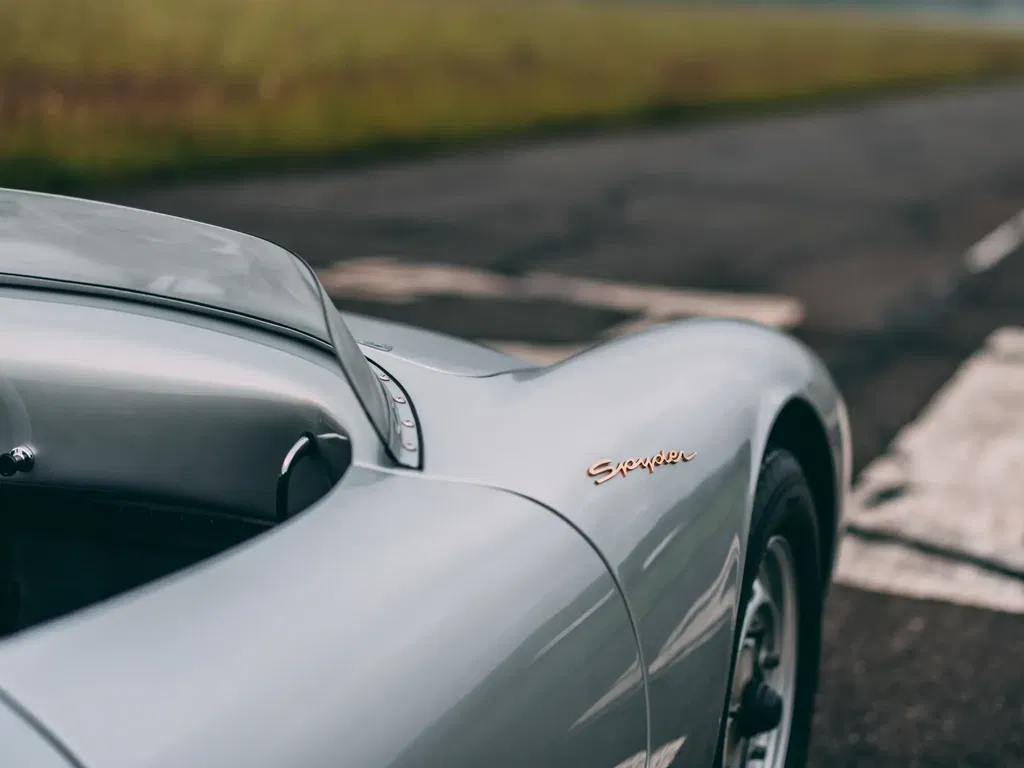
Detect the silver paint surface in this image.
<box><xmin>362</xmin><ymin>317</ymin><xmax>849</xmax><ymax>765</ymax></box>
<box><xmin>0</xmin><ymin>192</ymin><xmax>850</xmax><ymax>768</ymax></box>
<box><xmin>0</xmin><ymin>469</ymin><xmax>646</xmax><ymax>768</ymax></box>
<box><xmin>0</xmin><ymin>188</ymin><xmax>396</xmax><ymax>460</ymax></box>
<box><xmin>0</xmin><ymin>694</ymin><xmax>76</xmax><ymax>768</ymax></box>
<box><xmin>0</xmin><ymin>287</ymin><xmax>386</xmax><ymax>521</ymax></box>
<box><xmin>344</xmin><ymin>312</ymin><xmax>530</xmax><ymax>377</ymax></box>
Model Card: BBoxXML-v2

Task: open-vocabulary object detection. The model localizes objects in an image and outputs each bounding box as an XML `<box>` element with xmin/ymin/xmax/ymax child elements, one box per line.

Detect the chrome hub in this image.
<box><xmin>722</xmin><ymin>536</ymin><xmax>800</xmax><ymax>768</ymax></box>
<box><xmin>734</xmin><ymin>679</ymin><xmax>784</xmax><ymax>739</ymax></box>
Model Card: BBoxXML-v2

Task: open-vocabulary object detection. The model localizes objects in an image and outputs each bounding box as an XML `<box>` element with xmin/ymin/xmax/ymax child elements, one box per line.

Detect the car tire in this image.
<box><xmin>714</xmin><ymin>448</ymin><xmax>823</xmax><ymax>768</ymax></box>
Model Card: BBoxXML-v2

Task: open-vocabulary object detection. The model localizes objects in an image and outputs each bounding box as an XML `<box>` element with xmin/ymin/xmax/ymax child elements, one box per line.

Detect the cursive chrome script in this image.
<box><xmin>587</xmin><ymin>450</ymin><xmax>696</xmax><ymax>485</ymax></box>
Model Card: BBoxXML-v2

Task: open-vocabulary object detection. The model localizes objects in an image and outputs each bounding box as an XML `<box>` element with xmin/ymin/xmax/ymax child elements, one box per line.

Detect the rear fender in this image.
<box><xmin>0</xmin><ymin>691</ymin><xmax>78</xmax><ymax>768</ymax></box>
<box><xmin>369</xmin><ymin>317</ymin><xmax>849</xmax><ymax>764</ymax></box>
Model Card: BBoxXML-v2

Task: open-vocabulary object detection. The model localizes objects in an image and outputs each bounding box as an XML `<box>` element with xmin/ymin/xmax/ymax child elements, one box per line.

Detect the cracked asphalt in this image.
<box><xmin>100</xmin><ymin>80</ymin><xmax>1024</xmax><ymax>767</ymax></box>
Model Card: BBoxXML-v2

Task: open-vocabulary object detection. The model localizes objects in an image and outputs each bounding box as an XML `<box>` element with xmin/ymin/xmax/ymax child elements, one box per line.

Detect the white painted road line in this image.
<box><xmin>835</xmin><ymin>537</ymin><xmax>1024</xmax><ymax>614</ymax></box>
<box><xmin>477</xmin><ymin>341</ymin><xmax>591</xmax><ymax>366</ymax></box>
<box><xmin>319</xmin><ymin>256</ymin><xmax>805</xmax><ymax>365</ymax></box>
<box><xmin>836</xmin><ymin>326</ymin><xmax>1024</xmax><ymax>613</ymax></box>
<box><xmin>319</xmin><ymin>257</ymin><xmax>804</xmax><ymax>328</ymax></box>
<box><xmin>964</xmin><ymin>208</ymin><xmax>1024</xmax><ymax>273</ymax></box>
<box><xmin>522</xmin><ymin>270</ymin><xmax>806</xmax><ymax>329</ymax></box>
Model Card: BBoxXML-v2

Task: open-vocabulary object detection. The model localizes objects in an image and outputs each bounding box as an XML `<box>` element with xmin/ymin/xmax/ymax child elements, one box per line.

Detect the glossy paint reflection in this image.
<box><xmin>0</xmin><ymin>469</ymin><xmax>647</xmax><ymax>768</ymax></box>
<box><xmin>0</xmin><ymin>694</ymin><xmax>76</xmax><ymax>768</ymax></box>
<box><xmin>363</xmin><ymin>317</ymin><xmax>848</xmax><ymax>765</ymax></box>
<box><xmin>0</xmin><ymin>289</ymin><xmax>384</xmax><ymax>520</ymax></box>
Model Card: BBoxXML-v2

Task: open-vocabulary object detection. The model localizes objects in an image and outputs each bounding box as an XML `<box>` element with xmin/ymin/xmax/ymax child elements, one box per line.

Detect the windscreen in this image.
<box><xmin>0</xmin><ymin>189</ymin><xmax>393</xmax><ymax>449</ymax></box>
<box><xmin>0</xmin><ymin>190</ymin><xmax>330</xmax><ymax>341</ymax></box>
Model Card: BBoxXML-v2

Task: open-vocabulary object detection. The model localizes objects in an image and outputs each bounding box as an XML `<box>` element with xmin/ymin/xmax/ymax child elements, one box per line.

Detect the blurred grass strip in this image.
<box><xmin>2</xmin><ymin>0</ymin><xmax>1024</xmax><ymax>190</ymax></box>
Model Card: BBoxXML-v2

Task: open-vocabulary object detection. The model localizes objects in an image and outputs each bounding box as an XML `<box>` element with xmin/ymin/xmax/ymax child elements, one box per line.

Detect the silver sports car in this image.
<box><xmin>0</xmin><ymin>188</ymin><xmax>851</xmax><ymax>768</ymax></box>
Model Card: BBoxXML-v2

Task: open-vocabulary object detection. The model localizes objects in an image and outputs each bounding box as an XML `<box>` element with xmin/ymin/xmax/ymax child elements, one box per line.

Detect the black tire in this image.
<box><xmin>713</xmin><ymin>449</ymin><xmax>824</xmax><ymax>768</ymax></box>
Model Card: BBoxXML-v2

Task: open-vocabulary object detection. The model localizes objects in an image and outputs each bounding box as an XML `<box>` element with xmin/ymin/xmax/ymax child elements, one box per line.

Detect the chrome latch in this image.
<box><xmin>0</xmin><ymin>445</ymin><xmax>35</xmax><ymax>477</ymax></box>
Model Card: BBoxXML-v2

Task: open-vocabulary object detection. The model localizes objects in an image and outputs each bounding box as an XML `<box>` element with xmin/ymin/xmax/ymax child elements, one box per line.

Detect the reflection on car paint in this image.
<box><xmin>648</xmin><ymin>535</ymin><xmax>741</xmax><ymax>677</ymax></box>
<box><xmin>573</xmin><ymin>536</ymin><xmax>741</xmax><ymax>733</ymax></box>
<box><xmin>572</xmin><ymin>658</ymin><xmax>645</xmax><ymax>730</ymax></box>
<box><xmin>358</xmin><ymin>339</ymin><xmax>394</xmax><ymax>352</ymax></box>
<box><xmin>611</xmin><ymin>737</ymin><xmax>687</xmax><ymax>768</ymax></box>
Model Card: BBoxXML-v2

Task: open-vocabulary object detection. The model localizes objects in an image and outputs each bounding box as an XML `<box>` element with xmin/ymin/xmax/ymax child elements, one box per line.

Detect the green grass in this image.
<box><xmin>3</xmin><ymin>0</ymin><xmax>1024</xmax><ymax>190</ymax></box>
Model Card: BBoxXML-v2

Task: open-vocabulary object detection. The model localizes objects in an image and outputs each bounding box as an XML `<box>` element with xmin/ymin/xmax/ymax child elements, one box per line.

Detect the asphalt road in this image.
<box><xmin>102</xmin><ymin>81</ymin><xmax>1024</xmax><ymax>767</ymax></box>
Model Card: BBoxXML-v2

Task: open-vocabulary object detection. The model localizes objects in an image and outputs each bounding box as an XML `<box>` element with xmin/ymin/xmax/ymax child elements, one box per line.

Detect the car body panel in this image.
<box><xmin>0</xmin><ymin>693</ymin><xmax>77</xmax><ymax>768</ymax></box>
<box><xmin>0</xmin><ymin>188</ymin><xmax>397</xmax><ymax>463</ymax></box>
<box><xmin>0</xmin><ymin>190</ymin><xmax>852</xmax><ymax>768</ymax></box>
<box><xmin>343</xmin><ymin>312</ymin><xmax>530</xmax><ymax>378</ymax></box>
<box><xmin>0</xmin><ymin>287</ymin><xmax>385</xmax><ymax>521</ymax></box>
<box><xmin>359</xmin><ymin>317</ymin><xmax>849</xmax><ymax>765</ymax></box>
<box><xmin>0</xmin><ymin>468</ymin><xmax>647</xmax><ymax>768</ymax></box>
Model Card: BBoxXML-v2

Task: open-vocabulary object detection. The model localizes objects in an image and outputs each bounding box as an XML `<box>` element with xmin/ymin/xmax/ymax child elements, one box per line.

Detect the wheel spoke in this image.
<box><xmin>722</xmin><ymin>536</ymin><xmax>801</xmax><ymax>768</ymax></box>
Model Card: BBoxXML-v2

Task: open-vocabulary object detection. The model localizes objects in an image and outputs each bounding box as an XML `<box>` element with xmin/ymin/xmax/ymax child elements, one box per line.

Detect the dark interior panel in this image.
<box><xmin>0</xmin><ymin>485</ymin><xmax>272</xmax><ymax>639</ymax></box>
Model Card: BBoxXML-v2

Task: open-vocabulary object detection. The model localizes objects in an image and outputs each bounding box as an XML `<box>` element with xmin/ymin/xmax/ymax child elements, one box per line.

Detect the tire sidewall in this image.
<box><xmin>716</xmin><ymin>449</ymin><xmax>824</xmax><ymax>768</ymax></box>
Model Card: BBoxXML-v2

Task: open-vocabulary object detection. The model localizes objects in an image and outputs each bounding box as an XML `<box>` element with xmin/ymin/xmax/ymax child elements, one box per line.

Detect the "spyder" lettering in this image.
<box><xmin>587</xmin><ymin>450</ymin><xmax>696</xmax><ymax>485</ymax></box>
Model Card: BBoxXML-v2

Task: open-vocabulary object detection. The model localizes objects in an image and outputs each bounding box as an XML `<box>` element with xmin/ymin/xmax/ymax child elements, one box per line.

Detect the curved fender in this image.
<box><xmin>0</xmin><ymin>693</ymin><xmax>78</xmax><ymax>768</ymax></box>
<box><xmin>0</xmin><ymin>468</ymin><xmax>648</xmax><ymax>768</ymax></box>
<box><xmin>371</xmin><ymin>317</ymin><xmax>850</xmax><ymax>765</ymax></box>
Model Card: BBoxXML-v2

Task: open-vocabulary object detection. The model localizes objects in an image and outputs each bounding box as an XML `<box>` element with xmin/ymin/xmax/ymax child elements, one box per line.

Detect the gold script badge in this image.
<box><xmin>587</xmin><ymin>450</ymin><xmax>696</xmax><ymax>485</ymax></box>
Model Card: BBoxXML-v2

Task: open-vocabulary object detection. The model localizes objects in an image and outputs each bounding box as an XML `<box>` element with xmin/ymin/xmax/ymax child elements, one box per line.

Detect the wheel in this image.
<box><xmin>716</xmin><ymin>449</ymin><xmax>824</xmax><ymax>768</ymax></box>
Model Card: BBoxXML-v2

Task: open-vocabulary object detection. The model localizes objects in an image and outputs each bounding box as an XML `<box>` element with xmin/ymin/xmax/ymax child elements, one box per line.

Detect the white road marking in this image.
<box><xmin>481</xmin><ymin>320</ymin><xmax>666</xmax><ymax>365</ymax></box>
<box><xmin>522</xmin><ymin>270</ymin><xmax>805</xmax><ymax>328</ymax></box>
<box><xmin>319</xmin><ymin>256</ymin><xmax>804</xmax><ymax>365</ymax></box>
<box><xmin>477</xmin><ymin>341</ymin><xmax>591</xmax><ymax>366</ymax></box>
<box><xmin>964</xmin><ymin>208</ymin><xmax>1024</xmax><ymax>273</ymax></box>
<box><xmin>319</xmin><ymin>257</ymin><xmax>805</xmax><ymax>327</ymax></box>
<box><xmin>836</xmin><ymin>326</ymin><xmax>1024</xmax><ymax>613</ymax></box>
<box><xmin>835</xmin><ymin>537</ymin><xmax>1024</xmax><ymax>614</ymax></box>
